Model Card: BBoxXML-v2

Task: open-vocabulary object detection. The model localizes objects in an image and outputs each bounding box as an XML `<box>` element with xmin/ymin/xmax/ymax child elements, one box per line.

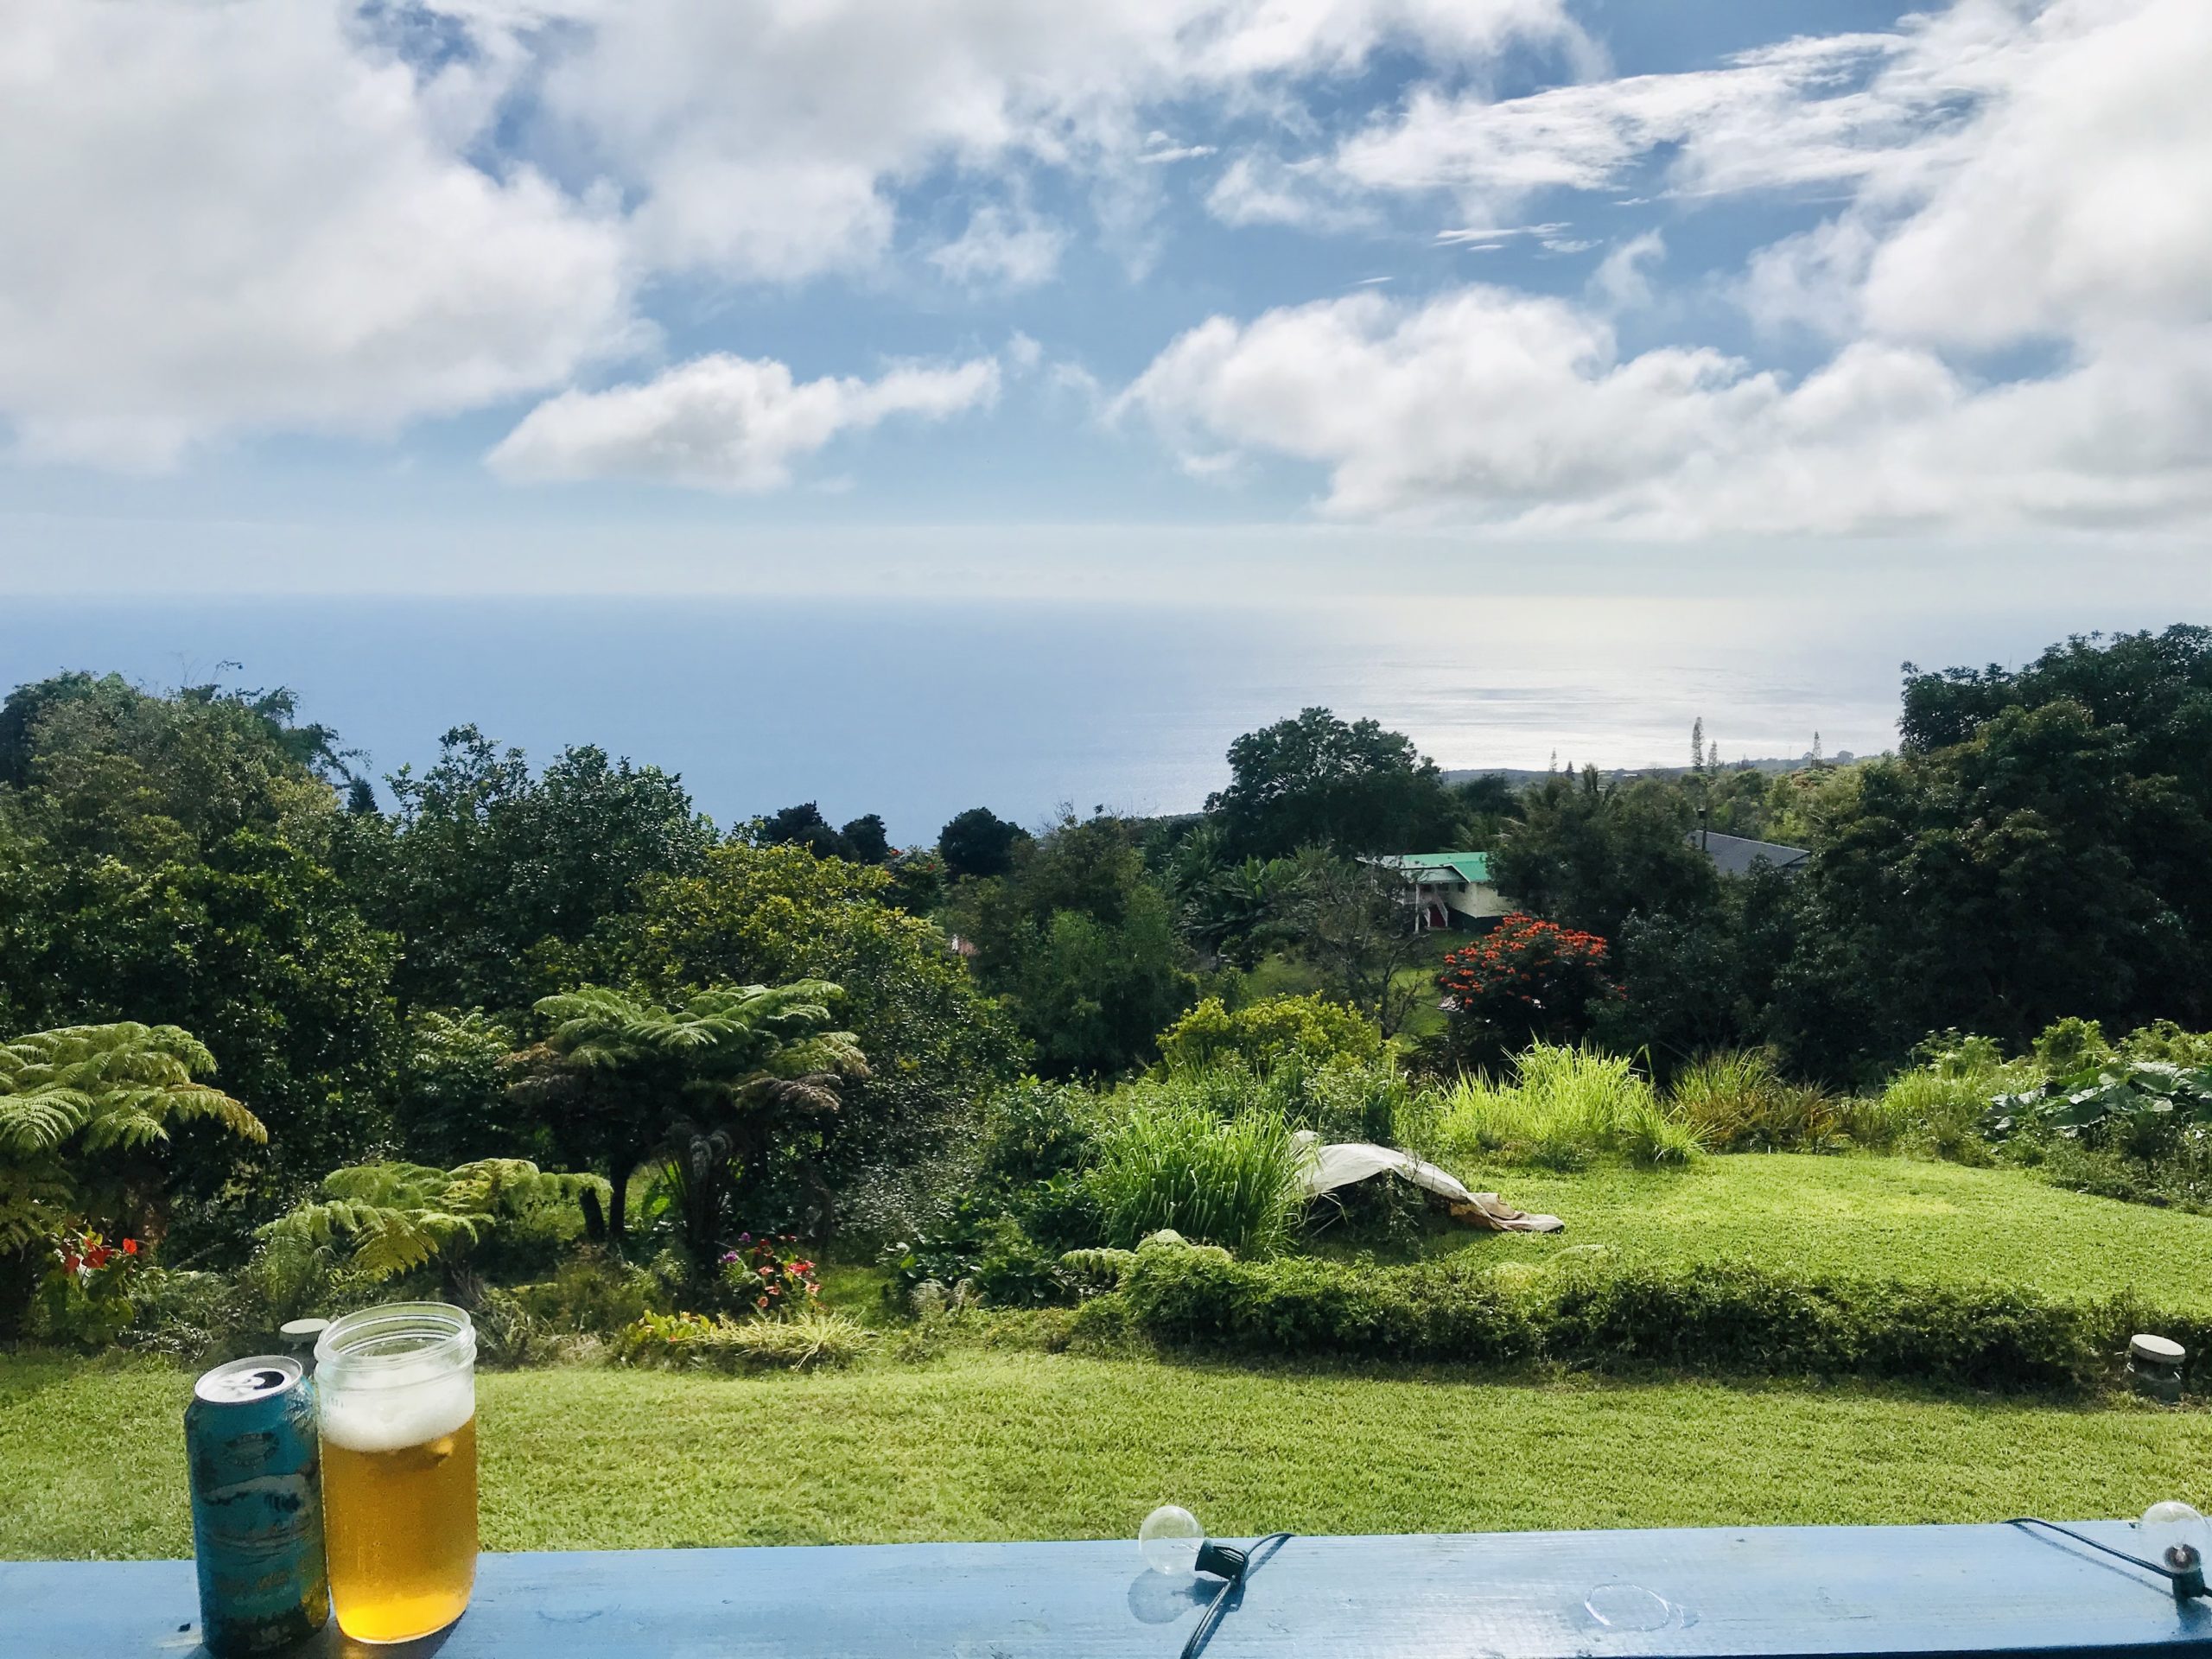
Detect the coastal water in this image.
<box><xmin>0</xmin><ymin>594</ymin><xmax>2171</xmax><ymax>842</ymax></box>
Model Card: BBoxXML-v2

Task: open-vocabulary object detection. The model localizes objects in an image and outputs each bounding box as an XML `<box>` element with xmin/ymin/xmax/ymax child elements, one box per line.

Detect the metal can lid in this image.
<box><xmin>194</xmin><ymin>1355</ymin><xmax>305</xmax><ymax>1404</ymax></box>
<box><xmin>2131</xmin><ymin>1333</ymin><xmax>2187</xmax><ymax>1363</ymax></box>
<box><xmin>280</xmin><ymin>1317</ymin><xmax>333</xmax><ymax>1342</ymax></box>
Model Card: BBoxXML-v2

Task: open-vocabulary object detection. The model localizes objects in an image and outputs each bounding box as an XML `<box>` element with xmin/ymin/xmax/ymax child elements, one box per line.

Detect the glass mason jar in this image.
<box><xmin>314</xmin><ymin>1303</ymin><xmax>480</xmax><ymax>1643</ymax></box>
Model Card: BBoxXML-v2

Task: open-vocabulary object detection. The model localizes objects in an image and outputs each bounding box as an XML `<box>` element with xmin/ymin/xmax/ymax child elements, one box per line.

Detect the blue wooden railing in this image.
<box><xmin>9</xmin><ymin>1522</ymin><xmax>2212</xmax><ymax>1657</ymax></box>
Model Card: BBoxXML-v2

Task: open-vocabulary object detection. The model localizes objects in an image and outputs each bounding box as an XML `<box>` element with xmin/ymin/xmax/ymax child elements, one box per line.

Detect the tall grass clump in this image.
<box><xmin>1866</xmin><ymin>1033</ymin><xmax>2031</xmax><ymax>1163</ymax></box>
<box><xmin>1669</xmin><ymin>1050</ymin><xmax>1844</xmax><ymax>1153</ymax></box>
<box><xmin>1090</xmin><ymin>1102</ymin><xmax>1304</xmax><ymax>1255</ymax></box>
<box><xmin>1422</xmin><ymin>1044</ymin><xmax>1691</xmax><ymax>1170</ymax></box>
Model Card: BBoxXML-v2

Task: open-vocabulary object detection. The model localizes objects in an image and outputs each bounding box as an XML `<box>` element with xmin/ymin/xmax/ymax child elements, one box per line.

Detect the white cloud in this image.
<box><xmin>0</xmin><ymin>0</ymin><xmax>1583</xmax><ymax>469</ymax></box>
<box><xmin>1588</xmin><ymin>232</ymin><xmax>1664</xmax><ymax>312</ymax></box>
<box><xmin>929</xmin><ymin>207</ymin><xmax>1068</xmax><ymax>289</ymax></box>
<box><xmin>1130</xmin><ymin>0</ymin><xmax>2212</xmax><ymax>536</ymax></box>
<box><xmin>486</xmin><ymin>353</ymin><xmax>1001</xmax><ymax>491</ymax></box>
<box><xmin>1120</xmin><ymin>284</ymin><xmax>2212</xmax><ymax>534</ymax></box>
<box><xmin>530</xmin><ymin>0</ymin><xmax>1585</xmax><ymax>280</ymax></box>
<box><xmin>0</xmin><ymin>1</ymin><xmax>632</xmax><ymax>468</ymax></box>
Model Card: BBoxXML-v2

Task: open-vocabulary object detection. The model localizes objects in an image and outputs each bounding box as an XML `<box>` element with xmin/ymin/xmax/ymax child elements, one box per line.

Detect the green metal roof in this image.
<box><xmin>1366</xmin><ymin>851</ymin><xmax>1492</xmax><ymax>885</ymax></box>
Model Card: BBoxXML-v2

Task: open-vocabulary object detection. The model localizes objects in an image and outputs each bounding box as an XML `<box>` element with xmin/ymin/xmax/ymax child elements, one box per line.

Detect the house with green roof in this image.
<box><xmin>1363</xmin><ymin>851</ymin><xmax>1509</xmax><ymax>933</ymax></box>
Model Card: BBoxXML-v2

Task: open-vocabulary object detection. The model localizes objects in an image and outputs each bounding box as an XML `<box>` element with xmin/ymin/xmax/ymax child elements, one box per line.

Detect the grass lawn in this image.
<box><xmin>1334</xmin><ymin>1153</ymin><xmax>2212</xmax><ymax>1313</ymax></box>
<box><xmin>3</xmin><ymin>1346</ymin><xmax>2201</xmax><ymax>1560</ymax></box>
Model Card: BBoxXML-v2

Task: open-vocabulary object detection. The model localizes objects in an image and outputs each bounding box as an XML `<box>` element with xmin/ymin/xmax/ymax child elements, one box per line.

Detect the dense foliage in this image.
<box><xmin>9</xmin><ymin>623</ymin><xmax>2212</xmax><ymax>1390</ymax></box>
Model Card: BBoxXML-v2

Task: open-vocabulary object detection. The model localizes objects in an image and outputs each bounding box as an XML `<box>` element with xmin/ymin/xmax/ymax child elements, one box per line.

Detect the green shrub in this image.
<box><xmin>512</xmin><ymin>1249</ymin><xmax>673</xmax><ymax>1334</ymax></box>
<box><xmin>258</xmin><ymin>1160</ymin><xmax>610</xmax><ymax>1283</ymax></box>
<box><xmin>977</xmin><ymin>1078</ymin><xmax>1101</xmax><ymax>1186</ymax></box>
<box><xmin>1056</xmin><ymin>1247</ymin><xmax>1137</xmax><ymax>1299</ymax></box>
<box><xmin>1116</xmin><ymin>1245</ymin><xmax>2167</xmax><ymax>1395</ymax></box>
<box><xmin>1113</xmin><ymin>1054</ymin><xmax>1408</xmax><ymax>1147</ymax></box>
<box><xmin>971</xmin><ymin>1217</ymin><xmax>1065</xmax><ymax>1307</ymax></box>
<box><xmin>2119</xmin><ymin>1020</ymin><xmax>2212</xmax><ymax>1066</ymax></box>
<box><xmin>1014</xmin><ymin>1172</ymin><xmax>1106</xmax><ymax>1252</ymax></box>
<box><xmin>1122</xmin><ymin>1237</ymin><xmax>1542</xmax><ymax>1361</ymax></box>
<box><xmin>1421</xmin><ymin>1044</ymin><xmax>1681</xmax><ymax>1168</ymax></box>
<box><xmin>1875</xmin><ymin>1067</ymin><xmax>2001</xmax><ymax>1162</ymax></box>
<box><xmin>1156</xmin><ymin>994</ymin><xmax>1382</xmax><ymax>1076</ymax></box>
<box><xmin>1089</xmin><ymin>1103</ymin><xmax>1304</xmax><ymax>1254</ymax></box>
<box><xmin>1668</xmin><ymin>1052</ymin><xmax>1841</xmax><ymax>1153</ymax></box>
<box><xmin>617</xmin><ymin>1307</ymin><xmax>872</xmax><ymax>1372</ymax></box>
<box><xmin>1617</xmin><ymin>1100</ymin><xmax>1702</xmax><ymax>1168</ymax></box>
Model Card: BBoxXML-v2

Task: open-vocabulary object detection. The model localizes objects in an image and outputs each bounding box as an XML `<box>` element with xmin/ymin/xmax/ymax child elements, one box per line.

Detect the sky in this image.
<box><xmin>1</xmin><ymin>0</ymin><xmax>2209</xmax><ymax>606</ymax></box>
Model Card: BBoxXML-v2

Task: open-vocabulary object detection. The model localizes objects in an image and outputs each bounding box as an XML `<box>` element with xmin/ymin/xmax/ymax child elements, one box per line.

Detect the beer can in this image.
<box><xmin>185</xmin><ymin>1355</ymin><xmax>331</xmax><ymax>1656</ymax></box>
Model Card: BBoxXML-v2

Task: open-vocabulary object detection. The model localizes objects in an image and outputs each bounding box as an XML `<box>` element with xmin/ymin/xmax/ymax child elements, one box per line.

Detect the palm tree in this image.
<box><xmin>513</xmin><ymin>982</ymin><xmax>867</xmax><ymax>1247</ymax></box>
<box><xmin>0</xmin><ymin>1021</ymin><xmax>264</xmax><ymax>1330</ymax></box>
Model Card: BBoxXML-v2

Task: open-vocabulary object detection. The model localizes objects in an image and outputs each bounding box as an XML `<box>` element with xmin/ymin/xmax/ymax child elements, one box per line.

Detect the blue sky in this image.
<box><xmin>2</xmin><ymin>0</ymin><xmax>2209</xmax><ymax>606</ymax></box>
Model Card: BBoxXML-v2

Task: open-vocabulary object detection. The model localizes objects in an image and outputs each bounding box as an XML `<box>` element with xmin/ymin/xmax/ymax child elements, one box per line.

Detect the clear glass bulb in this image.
<box><xmin>1140</xmin><ymin>1504</ymin><xmax>1205</xmax><ymax>1576</ymax></box>
<box><xmin>2141</xmin><ymin>1501</ymin><xmax>2209</xmax><ymax>1568</ymax></box>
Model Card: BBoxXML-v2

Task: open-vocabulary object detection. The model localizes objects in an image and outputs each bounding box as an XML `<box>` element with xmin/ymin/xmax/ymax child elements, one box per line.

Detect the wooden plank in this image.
<box><xmin>7</xmin><ymin>1522</ymin><xmax>2212</xmax><ymax>1659</ymax></box>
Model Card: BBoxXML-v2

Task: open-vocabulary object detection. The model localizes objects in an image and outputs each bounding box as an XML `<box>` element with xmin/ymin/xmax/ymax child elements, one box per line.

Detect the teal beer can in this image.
<box><xmin>186</xmin><ymin>1356</ymin><xmax>330</xmax><ymax>1655</ymax></box>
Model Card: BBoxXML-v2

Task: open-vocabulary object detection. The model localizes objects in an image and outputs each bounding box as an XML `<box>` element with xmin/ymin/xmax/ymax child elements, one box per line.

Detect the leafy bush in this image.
<box><xmin>1616</xmin><ymin>1100</ymin><xmax>1703</xmax><ymax>1168</ymax></box>
<box><xmin>971</xmin><ymin>1217</ymin><xmax>1065</xmax><ymax>1307</ymax></box>
<box><xmin>258</xmin><ymin>1160</ymin><xmax>609</xmax><ymax>1282</ymax></box>
<box><xmin>1668</xmin><ymin>1051</ymin><xmax>1842</xmax><ymax>1154</ymax></box>
<box><xmin>1438</xmin><ymin>915</ymin><xmax>1617</xmax><ymax>1058</ymax></box>
<box><xmin>1989</xmin><ymin>1058</ymin><xmax>2212</xmax><ymax>1159</ymax></box>
<box><xmin>1089</xmin><ymin>1103</ymin><xmax>1304</xmax><ymax>1254</ymax></box>
<box><xmin>617</xmin><ymin>1306</ymin><xmax>872</xmax><ymax>1371</ymax></box>
<box><xmin>1156</xmin><ymin>995</ymin><xmax>1381</xmax><ymax>1076</ymax></box>
<box><xmin>976</xmin><ymin>1078</ymin><xmax>1100</xmax><ymax>1186</ymax></box>
<box><xmin>511</xmin><ymin>1249</ymin><xmax>672</xmax><ymax>1334</ymax></box>
<box><xmin>2011</xmin><ymin>1132</ymin><xmax>2212</xmax><ymax>1213</ymax></box>
<box><xmin>1112</xmin><ymin>1054</ymin><xmax>1411</xmax><ymax>1147</ymax></box>
<box><xmin>1118</xmin><ymin>1244</ymin><xmax>2171</xmax><ymax>1394</ymax></box>
<box><xmin>1420</xmin><ymin>1044</ymin><xmax>1684</xmax><ymax>1169</ymax></box>
<box><xmin>1056</xmin><ymin>1247</ymin><xmax>1137</xmax><ymax>1299</ymax></box>
<box><xmin>880</xmin><ymin>1195</ymin><xmax>1007</xmax><ymax>1306</ymax></box>
<box><xmin>33</xmin><ymin>1228</ymin><xmax>148</xmax><ymax>1349</ymax></box>
<box><xmin>719</xmin><ymin>1233</ymin><xmax>820</xmax><ymax>1316</ymax></box>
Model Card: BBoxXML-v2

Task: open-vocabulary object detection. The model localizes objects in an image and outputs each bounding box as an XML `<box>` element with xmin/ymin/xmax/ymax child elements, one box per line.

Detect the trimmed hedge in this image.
<box><xmin>1119</xmin><ymin>1242</ymin><xmax>2209</xmax><ymax>1395</ymax></box>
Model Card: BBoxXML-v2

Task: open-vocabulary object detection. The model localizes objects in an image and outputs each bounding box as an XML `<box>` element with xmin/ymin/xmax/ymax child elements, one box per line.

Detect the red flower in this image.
<box><xmin>121</xmin><ymin>1238</ymin><xmax>139</xmax><ymax>1256</ymax></box>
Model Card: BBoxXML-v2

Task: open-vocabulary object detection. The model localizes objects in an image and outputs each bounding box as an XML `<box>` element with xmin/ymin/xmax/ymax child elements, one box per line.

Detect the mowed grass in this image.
<box><xmin>1378</xmin><ymin>1154</ymin><xmax>2212</xmax><ymax>1312</ymax></box>
<box><xmin>3</xmin><ymin>1347</ymin><xmax>2202</xmax><ymax>1560</ymax></box>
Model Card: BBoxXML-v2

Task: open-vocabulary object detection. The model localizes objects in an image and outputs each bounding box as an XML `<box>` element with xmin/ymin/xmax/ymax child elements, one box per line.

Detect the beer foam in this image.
<box><xmin>318</xmin><ymin>1370</ymin><xmax>474</xmax><ymax>1454</ymax></box>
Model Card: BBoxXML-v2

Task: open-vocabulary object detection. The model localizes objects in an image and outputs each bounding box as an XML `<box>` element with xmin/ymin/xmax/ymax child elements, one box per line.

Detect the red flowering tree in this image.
<box><xmin>1437</xmin><ymin>913</ymin><xmax>1618</xmax><ymax>1060</ymax></box>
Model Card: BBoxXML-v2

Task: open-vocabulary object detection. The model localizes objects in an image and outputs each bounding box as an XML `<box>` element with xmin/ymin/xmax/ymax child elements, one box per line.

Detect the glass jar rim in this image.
<box><xmin>314</xmin><ymin>1301</ymin><xmax>474</xmax><ymax>1382</ymax></box>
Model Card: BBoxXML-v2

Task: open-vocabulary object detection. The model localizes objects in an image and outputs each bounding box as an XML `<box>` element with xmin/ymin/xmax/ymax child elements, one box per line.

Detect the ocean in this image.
<box><xmin>0</xmin><ymin>594</ymin><xmax>2183</xmax><ymax>843</ymax></box>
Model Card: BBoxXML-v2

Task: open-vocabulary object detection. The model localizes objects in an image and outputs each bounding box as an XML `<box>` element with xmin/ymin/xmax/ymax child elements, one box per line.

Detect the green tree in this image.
<box><xmin>517</xmin><ymin>982</ymin><xmax>866</xmax><ymax>1249</ymax></box>
<box><xmin>588</xmin><ymin>843</ymin><xmax>1025</xmax><ymax>1210</ymax></box>
<box><xmin>947</xmin><ymin>814</ymin><xmax>1197</xmax><ymax>1075</ymax></box>
<box><xmin>1273</xmin><ymin>849</ymin><xmax>1431</xmax><ymax>1037</ymax></box>
<box><xmin>760</xmin><ymin>802</ymin><xmax>853</xmax><ymax>860</ymax></box>
<box><xmin>1207</xmin><ymin>708</ymin><xmax>1459</xmax><ymax>859</ymax></box>
<box><xmin>365</xmin><ymin>728</ymin><xmax>715</xmax><ymax>1015</ymax></box>
<box><xmin>0</xmin><ymin>671</ymin><xmax>347</xmax><ymax>868</ymax></box>
<box><xmin>938</xmin><ymin>806</ymin><xmax>1027</xmax><ymax>880</ymax></box>
<box><xmin>841</xmin><ymin>814</ymin><xmax>893</xmax><ymax>864</ymax></box>
<box><xmin>392</xmin><ymin>1010</ymin><xmax>528</xmax><ymax>1167</ymax></box>
<box><xmin>1490</xmin><ymin>767</ymin><xmax>1719</xmax><ymax>940</ymax></box>
<box><xmin>1785</xmin><ymin>696</ymin><xmax>2212</xmax><ymax>1070</ymax></box>
<box><xmin>0</xmin><ymin>830</ymin><xmax>399</xmax><ymax>1217</ymax></box>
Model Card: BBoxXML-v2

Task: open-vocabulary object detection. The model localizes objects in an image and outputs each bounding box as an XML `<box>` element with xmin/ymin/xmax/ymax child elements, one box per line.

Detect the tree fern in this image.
<box><xmin>0</xmin><ymin>1021</ymin><xmax>264</xmax><ymax>1251</ymax></box>
<box><xmin>526</xmin><ymin>980</ymin><xmax>869</xmax><ymax>1246</ymax></box>
<box><xmin>258</xmin><ymin>1158</ymin><xmax>612</xmax><ymax>1282</ymax></box>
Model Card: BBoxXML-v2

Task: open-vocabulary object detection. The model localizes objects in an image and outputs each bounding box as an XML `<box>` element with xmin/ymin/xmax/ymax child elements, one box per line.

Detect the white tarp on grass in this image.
<box><xmin>1291</xmin><ymin>1130</ymin><xmax>1564</xmax><ymax>1233</ymax></box>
